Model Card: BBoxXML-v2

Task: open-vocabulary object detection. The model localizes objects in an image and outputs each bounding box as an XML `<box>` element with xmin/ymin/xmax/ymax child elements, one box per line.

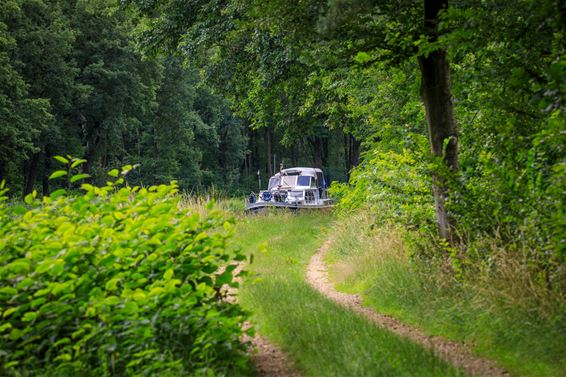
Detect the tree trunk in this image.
<box><xmin>311</xmin><ymin>136</ymin><xmax>324</xmax><ymax>168</ymax></box>
<box><xmin>419</xmin><ymin>0</ymin><xmax>459</xmax><ymax>244</ymax></box>
<box><xmin>0</xmin><ymin>161</ymin><xmax>5</xmax><ymax>184</ymax></box>
<box><xmin>346</xmin><ymin>134</ymin><xmax>361</xmax><ymax>180</ymax></box>
<box><xmin>266</xmin><ymin>127</ymin><xmax>273</xmax><ymax>176</ymax></box>
<box><xmin>23</xmin><ymin>152</ymin><xmax>40</xmax><ymax>197</ymax></box>
<box><xmin>291</xmin><ymin>143</ymin><xmax>298</xmax><ymax>167</ymax></box>
<box><xmin>42</xmin><ymin>147</ymin><xmax>51</xmax><ymax>196</ymax></box>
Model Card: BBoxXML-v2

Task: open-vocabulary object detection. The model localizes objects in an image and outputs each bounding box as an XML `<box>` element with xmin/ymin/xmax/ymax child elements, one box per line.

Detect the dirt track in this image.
<box><xmin>305</xmin><ymin>238</ymin><xmax>510</xmax><ymax>377</ymax></box>
<box><xmin>248</xmin><ymin>333</ymin><xmax>303</xmax><ymax>377</ymax></box>
<box><xmin>223</xmin><ymin>264</ymin><xmax>303</xmax><ymax>377</ymax></box>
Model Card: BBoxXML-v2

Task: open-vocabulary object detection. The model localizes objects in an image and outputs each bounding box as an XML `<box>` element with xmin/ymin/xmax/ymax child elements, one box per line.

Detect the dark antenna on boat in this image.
<box><xmin>257</xmin><ymin>169</ymin><xmax>261</xmax><ymax>191</ymax></box>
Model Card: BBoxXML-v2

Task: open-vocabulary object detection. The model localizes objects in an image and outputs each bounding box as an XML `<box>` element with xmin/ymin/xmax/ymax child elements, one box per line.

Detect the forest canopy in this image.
<box><xmin>0</xmin><ymin>0</ymin><xmax>564</xmax><ymax>266</ymax></box>
<box><xmin>126</xmin><ymin>0</ymin><xmax>565</xmax><ymax>264</ymax></box>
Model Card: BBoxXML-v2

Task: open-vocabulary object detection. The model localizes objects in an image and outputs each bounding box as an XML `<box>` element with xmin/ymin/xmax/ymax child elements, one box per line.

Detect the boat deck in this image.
<box><xmin>244</xmin><ymin>200</ymin><xmax>334</xmax><ymax>213</ymax></box>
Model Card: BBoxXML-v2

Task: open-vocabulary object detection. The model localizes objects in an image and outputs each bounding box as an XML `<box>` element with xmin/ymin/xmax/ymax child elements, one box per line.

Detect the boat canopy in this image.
<box><xmin>267</xmin><ymin>167</ymin><xmax>324</xmax><ymax>190</ymax></box>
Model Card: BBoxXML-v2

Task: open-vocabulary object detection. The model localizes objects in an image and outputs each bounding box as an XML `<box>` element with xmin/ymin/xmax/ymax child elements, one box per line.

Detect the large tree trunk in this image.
<box><xmin>419</xmin><ymin>0</ymin><xmax>459</xmax><ymax>244</ymax></box>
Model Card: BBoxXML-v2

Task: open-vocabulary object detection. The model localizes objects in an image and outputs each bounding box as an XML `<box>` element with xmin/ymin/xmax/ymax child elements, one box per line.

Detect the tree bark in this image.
<box><xmin>291</xmin><ymin>143</ymin><xmax>298</xmax><ymax>167</ymax></box>
<box><xmin>0</xmin><ymin>161</ymin><xmax>5</xmax><ymax>184</ymax></box>
<box><xmin>42</xmin><ymin>147</ymin><xmax>51</xmax><ymax>196</ymax></box>
<box><xmin>419</xmin><ymin>0</ymin><xmax>459</xmax><ymax>244</ymax></box>
<box><xmin>266</xmin><ymin>127</ymin><xmax>273</xmax><ymax>176</ymax></box>
<box><xmin>347</xmin><ymin>134</ymin><xmax>361</xmax><ymax>179</ymax></box>
<box><xmin>311</xmin><ymin>136</ymin><xmax>324</xmax><ymax>169</ymax></box>
<box><xmin>23</xmin><ymin>152</ymin><xmax>40</xmax><ymax>197</ymax></box>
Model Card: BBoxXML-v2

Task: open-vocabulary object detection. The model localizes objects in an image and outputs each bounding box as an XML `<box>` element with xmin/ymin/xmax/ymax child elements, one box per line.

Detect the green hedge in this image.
<box><xmin>0</xmin><ymin>163</ymin><xmax>250</xmax><ymax>376</ymax></box>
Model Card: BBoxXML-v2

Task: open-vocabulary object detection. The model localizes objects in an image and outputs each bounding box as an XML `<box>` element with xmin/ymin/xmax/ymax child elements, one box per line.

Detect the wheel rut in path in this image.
<box><xmin>306</xmin><ymin>238</ymin><xmax>510</xmax><ymax>377</ymax></box>
<box><xmin>246</xmin><ymin>332</ymin><xmax>303</xmax><ymax>377</ymax></box>
<box><xmin>223</xmin><ymin>264</ymin><xmax>303</xmax><ymax>377</ymax></box>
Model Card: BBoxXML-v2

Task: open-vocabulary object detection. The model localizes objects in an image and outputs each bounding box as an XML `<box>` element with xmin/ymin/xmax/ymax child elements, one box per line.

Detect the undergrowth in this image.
<box><xmin>326</xmin><ymin>211</ymin><xmax>566</xmax><ymax>377</ymax></box>
<box><xmin>0</xmin><ymin>158</ymin><xmax>251</xmax><ymax>376</ymax></box>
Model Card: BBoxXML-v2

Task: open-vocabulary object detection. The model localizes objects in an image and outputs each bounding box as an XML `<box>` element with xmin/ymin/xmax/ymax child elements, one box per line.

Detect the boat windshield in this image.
<box><xmin>280</xmin><ymin>175</ymin><xmax>297</xmax><ymax>187</ymax></box>
<box><xmin>268</xmin><ymin>175</ymin><xmax>297</xmax><ymax>189</ymax></box>
<box><xmin>268</xmin><ymin>177</ymin><xmax>278</xmax><ymax>190</ymax></box>
<box><xmin>297</xmin><ymin>175</ymin><xmax>311</xmax><ymax>186</ymax></box>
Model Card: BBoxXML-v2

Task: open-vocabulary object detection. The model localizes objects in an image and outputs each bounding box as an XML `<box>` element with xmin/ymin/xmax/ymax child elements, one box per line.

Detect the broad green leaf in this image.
<box><xmin>81</xmin><ymin>183</ymin><xmax>95</xmax><ymax>191</ymax></box>
<box><xmin>12</xmin><ymin>205</ymin><xmax>26</xmax><ymax>215</ymax></box>
<box><xmin>53</xmin><ymin>156</ymin><xmax>69</xmax><ymax>164</ymax></box>
<box><xmin>164</xmin><ymin>268</ymin><xmax>174</xmax><ymax>281</ymax></box>
<box><xmin>54</xmin><ymin>353</ymin><xmax>72</xmax><ymax>362</ymax></box>
<box><xmin>105</xmin><ymin>278</ymin><xmax>119</xmax><ymax>291</ymax></box>
<box><xmin>123</xmin><ymin>301</ymin><xmax>139</xmax><ymax>314</ymax></box>
<box><xmin>149</xmin><ymin>287</ymin><xmax>164</xmax><ymax>296</ymax></box>
<box><xmin>9</xmin><ymin>328</ymin><xmax>23</xmax><ymax>340</ymax></box>
<box><xmin>108</xmin><ymin>169</ymin><xmax>119</xmax><ymax>177</ymax></box>
<box><xmin>70</xmin><ymin>173</ymin><xmax>90</xmax><ymax>183</ymax></box>
<box><xmin>22</xmin><ymin>311</ymin><xmax>37</xmax><ymax>322</ymax></box>
<box><xmin>70</xmin><ymin>159</ymin><xmax>87</xmax><ymax>168</ymax></box>
<box><xmin>24</xmin><ymin>193</ymin><xmax>34</xmax><ymax>204</ymax></box>
<box><xmin>3</xmin><ymin>307</ymin><xmax>17</xmax><ymax>318</ymax></box>
<box><xmin>49</xmin><ymin>170</ymin><xmax>68</xmax><ymax>180</ymax></box>
<box><xmin>0</xmin><ymin>287</ymin><xmax>17</xmax><ymax>296</ymax></box>
<box><xmin>0</xmin><ymin>323</ymin><xmax>12</xmax><ymax>333</ymax></box>
<box><xmin>50</xmin><ymin>189</ymin><xmax>66</xmax><ymax>199</ymax></box>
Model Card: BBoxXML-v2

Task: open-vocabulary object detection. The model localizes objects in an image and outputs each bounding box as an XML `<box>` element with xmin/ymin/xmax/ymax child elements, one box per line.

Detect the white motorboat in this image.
<box><xmin>245</xmin><ymin>167</ymin><xmax>334</xmax><ymax>212</ymax></box>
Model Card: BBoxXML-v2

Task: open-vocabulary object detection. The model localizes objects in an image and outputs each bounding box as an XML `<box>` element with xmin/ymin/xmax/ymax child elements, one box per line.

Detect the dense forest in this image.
<box><xmin>130</xmin><ymin>0</ymin><xmax>565</xmax><ymax>267</ymax></box>
<box><xmin>0</xmin><ymin>0</ymin><xmax>565</xmax><ymax>375</ymax></box>
<box><xmin>0</xmin><ymin>0</ymin><xmax>354</xmax><ymax>196</ymax></box>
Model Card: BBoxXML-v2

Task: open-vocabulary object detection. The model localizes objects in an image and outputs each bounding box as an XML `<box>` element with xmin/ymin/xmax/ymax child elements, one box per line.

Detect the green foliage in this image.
<box><xmin>0</xmin><ymin>0</ymin><xmax>250</xmax><ymax>197</ymax></box>
<box><xmin>327</xmin><ymin>213</ymin><xmax>566</xmax><ymax>377</ymax></box>
<box><xmin>235</xmin><ymin>212</ymin><xmax>462</xmax><ymax>377</ymax></box>
<box><xmin>330</xmin><ymin>145</ymin><xmax>435</xmax><ymax>231</ymax></box>
<box><xmin>0</xmin><ymin>162</ymin><xmax>250</xmax><ymax>376</ymax></box>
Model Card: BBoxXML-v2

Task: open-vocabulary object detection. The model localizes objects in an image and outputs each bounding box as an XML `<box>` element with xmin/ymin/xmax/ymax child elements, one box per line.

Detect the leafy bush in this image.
<box><xmin>329</xmin><ymin>134</ymin><xmax>435</xmax><ymax>233</ymax></box>
<box><xmin>0</xmin><ymin>159</ymin><xmax>250</xmax><ymax>376</ymax></box>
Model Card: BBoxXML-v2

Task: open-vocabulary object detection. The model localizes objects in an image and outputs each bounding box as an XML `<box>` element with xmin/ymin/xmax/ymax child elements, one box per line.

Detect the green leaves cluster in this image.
<box><xmin>0</xmin><ymin>164</ymin><xmax>250</xmax><ymax>376</ymax></box>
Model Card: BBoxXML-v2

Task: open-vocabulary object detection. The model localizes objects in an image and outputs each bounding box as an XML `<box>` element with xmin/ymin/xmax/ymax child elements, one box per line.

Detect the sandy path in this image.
<box><xmin>247</xmin><ymin>333</ymin><xmax>303</xmax><ymax>377</ymax></box>
<box><xmin>222</xmin><ymin>264</ymin><xmax>303</xmax><ymax>377</ymax></box>
<box><xmin>306</xmin><ymin>239</ymin><xmax>510</xmax><ymax>377</ymax></box>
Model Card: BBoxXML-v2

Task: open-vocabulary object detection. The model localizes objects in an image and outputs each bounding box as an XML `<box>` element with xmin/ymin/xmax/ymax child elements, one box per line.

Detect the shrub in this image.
<box><xmin>0</xmin><ymin>160</ymin><xmax>250</xmax><ymax>376</ymax></box>
<box><xmin>329</xmin><ymin>140</ymin><xmax>435</xmax><ymax>233</ymax></box>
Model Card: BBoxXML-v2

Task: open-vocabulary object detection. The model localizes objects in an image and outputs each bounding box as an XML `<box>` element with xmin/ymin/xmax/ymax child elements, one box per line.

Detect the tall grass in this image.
<box><xmin>180</xmin><ymin>191</ymin><xmax>245</xmax><ymax>216</ymax></box>
<box><xmin>327</xmin><ymin>211</ymin><xmax>566</xmax><ymax>377</ymax></box>
<box><xmin>234</xmin><ymin>212</ymin><xmax>464</xmax><ymax>377</ymax></box>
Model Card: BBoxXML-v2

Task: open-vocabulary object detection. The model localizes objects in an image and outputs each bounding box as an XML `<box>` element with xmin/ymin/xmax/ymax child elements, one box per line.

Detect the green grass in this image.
<box><xmin>326</xmin><ymin>213</ymin><xmax>566</xmax><ymax>377</ymax></box>
<box><xmin>233</xmin><ymin>211</ymin><xmax>464</xmax><ymax>377</ymax></box>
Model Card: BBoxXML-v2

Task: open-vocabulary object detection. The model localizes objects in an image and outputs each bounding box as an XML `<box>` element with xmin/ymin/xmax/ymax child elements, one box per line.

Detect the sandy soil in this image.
<box><xmin>222</xmin><ymin>264</ymin><xmax>303</xmax><ymax>377</ymax></box>
<box><xmin>247</xmin><ymin>333</ymin><xmax>303</xmax><ymax>377</ymax></box>
<box><xmin>306</xmin><ymin>239</ymin><xmax>511</xmax><ymax>377</ymax></box>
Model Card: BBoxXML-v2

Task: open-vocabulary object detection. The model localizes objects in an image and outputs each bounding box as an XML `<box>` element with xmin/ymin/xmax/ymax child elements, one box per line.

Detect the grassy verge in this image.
<box><xmin>233</xmin><ymin>210</ymin><xmax>464</xmax><ymax>377</ymax></box>
<box><xmin>326</xmin><ymin>211</ymin><xmax>566</xmax><ymax>377</ymax></box>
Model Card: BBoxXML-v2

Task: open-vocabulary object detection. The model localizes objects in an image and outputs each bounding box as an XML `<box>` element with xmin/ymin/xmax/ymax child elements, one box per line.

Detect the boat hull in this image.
<box><xmin>244</xmin><ymin>201</ymin><xmax>334</xmax><ymax>213</ymax></box>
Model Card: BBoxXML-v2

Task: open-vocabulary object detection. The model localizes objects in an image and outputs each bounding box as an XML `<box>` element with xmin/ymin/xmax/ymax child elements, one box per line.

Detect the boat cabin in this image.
<box><xmin>245</xmin><ymin>167</ymin><xmax>333</xmax><ymax>211</ymax></box>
